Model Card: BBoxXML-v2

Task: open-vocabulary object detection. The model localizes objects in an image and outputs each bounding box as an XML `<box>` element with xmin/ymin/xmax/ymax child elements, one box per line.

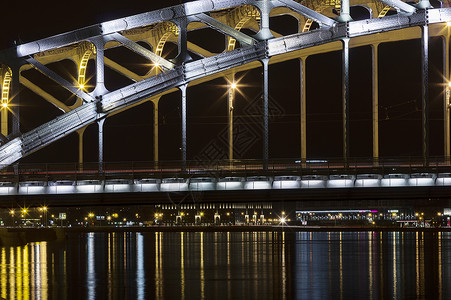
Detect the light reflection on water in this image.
<box><xmin>0</xmin><ymin>231</ymin><xmax>450</xmax><ymax>299</ymax></box>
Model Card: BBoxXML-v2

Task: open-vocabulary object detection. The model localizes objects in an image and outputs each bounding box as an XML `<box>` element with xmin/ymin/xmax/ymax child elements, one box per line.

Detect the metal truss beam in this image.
<box><xmin>112</xmin><ymin>33</ymin><xmax>175</xmax><ymax>70</ymax></box>
<box><xmin>1</xmin><ymin>8</ymin><xmax>451</xmax><ymax>167</ymax></box>
<box><xmin>276</xmin><ymin>0</ymin><xmax>336</xmax><ymax>27</ymax></box>
<box><xmin>20</xmin><ymin>77</ymin><xmax>71</xmax><ymax>113</ymax></box>
<box><xmin>25</xmin><ymin>57</ymin><xmax>94</xmax><ymax>102</ymax></box>
<box><xmin>376</xmin><ymin>0</ymin><xmax>416</xmax><ymax>14</ymax></box>
<box><xmin>195</xmin><ymin>13</ymin><xmax>256</xmax><ymax>46</ymax></box>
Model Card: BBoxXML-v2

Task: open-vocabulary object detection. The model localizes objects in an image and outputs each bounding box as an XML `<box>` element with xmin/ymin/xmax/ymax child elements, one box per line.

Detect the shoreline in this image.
<box><xmin>65</xmin><ymin>225</ymin><xmax>451</xmax><ymax>233</ymax></box>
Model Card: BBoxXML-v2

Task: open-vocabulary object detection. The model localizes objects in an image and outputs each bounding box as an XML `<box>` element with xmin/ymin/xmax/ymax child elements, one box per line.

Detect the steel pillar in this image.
<box><xmin>77</xmin><ymin>127</ymin><xmax>86</xmax><ymax>167</ymax></box>
<box><xmin>421</xmin><ymin>25</ymin><xmax>429</xmax><ymax>164</ymax></box>
<box><xmin>443</xmin><ymin>32</ymin><xmax>450</xmax><ymax>161</ymax></box>
<box><xmin>91</xmin><ymin>38</ymin><xmax>108</xmax><ymax>96</ymax></box>
<box><xmin>338</xmin><ymin>0</ymin><xmax>352</xmax><ymax>22</ymax></box>
<box><xmin>98</xmin><ymin>119</ymin><xmax>105</xmax><ymax>172</ymax></box>
<box><xmin>342</xmin><ymin>38</ymin><xmax>350</xmax><ymax>163</ymax></box>
<box><xmin>262</xmin><ymin>58</ymin><xmax>269</xmax><ymax>169</ymax></box>
<box><xmin>254</xmin><ymin>0</ymin><xmax>273</xmax><ymax>40</ymax></box>
<box><xmin>180</xmin><ymin>85</ymin><xmax>187</xmax><ymax>170</ymax></box>
<box><xmin>300</xmin><ymin>57</ymin><xmax>307</xmax><ymax>163</ymax></box>
<box><xmin>152</xmin><ymin>98</ymin><xmax>160</xmax><ymax>163</ymax></box>
<box><xmin>371</xmin><ymin>43</ymin><xmax>379</xmax><ymax>164</ymax></box>
<box><xmin>11</xmin><ymin>66</ymin><xmax>20</xmax><ymax>136</ymax></box>
<box><xmin>228</xmin><ymin>76</ymin><xmax>235</xmax><ymax>161</ymax></box>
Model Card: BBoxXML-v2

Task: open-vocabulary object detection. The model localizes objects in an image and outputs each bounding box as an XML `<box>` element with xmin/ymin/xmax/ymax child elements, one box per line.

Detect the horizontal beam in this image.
<box><xmin>276</xmin><ymin>0</ymin><xmax>336</xmax><ymax>27</ymax></box>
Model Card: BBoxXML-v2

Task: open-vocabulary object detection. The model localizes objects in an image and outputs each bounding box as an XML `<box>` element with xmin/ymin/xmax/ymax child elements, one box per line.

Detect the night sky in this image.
<box><xmin>1</xmin><ymin>0</ymin><xmax>446</xmax><ymax>165</ymax></box>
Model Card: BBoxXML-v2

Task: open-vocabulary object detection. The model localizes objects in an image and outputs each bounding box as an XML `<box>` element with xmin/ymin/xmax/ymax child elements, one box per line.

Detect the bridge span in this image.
<box><xmin>0</xmin><ymin>159</ymin><xmax>450</xmax><ymax>208</ymax></box>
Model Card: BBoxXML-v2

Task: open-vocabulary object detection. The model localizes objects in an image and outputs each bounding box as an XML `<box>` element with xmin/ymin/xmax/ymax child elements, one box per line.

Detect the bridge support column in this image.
<box><xmin>98</xmin><ymin>119</ymin><xmax>105</xmax><ymax>172</ymax></box>
<box><xmin>152</xmin><ymin>98</ymin><xmax>160</xmax><ymax>164</ymax></box>
<box><xmin>77</xmin><ymin>127</ymin><xmax>86</xmax><ymax>168</ymax></box>
<box><xmin>342</xmin><ymin>38</ymin><xmax>350</xmax><ymax>164</ymax></box>
<box><xmin>443</xmin><ymin>31</ymin><xmax>450</xmax><ymax>162</ymax></box>
<box><xmin>338</xmin><ymin>0</ymin><xmax>352</xmax><ymax>22</ymax></box>
<box><xmin>421</xmin><ymin>24</ymin><xmax>429</xmax><ymax>164</ymax></box>
<box><xmin>10</xmin><ymin>65</ymin><xmax>20</xmax><ymax>136</ymax></box>
<box><xmin>254</xmin><ymin>0</ymin><xmax>273</xmax><ymax>40</ymax></box>
<box><xmin>300</xmin><ymin>57</ymin><xmax>307</xmax><ymax>164</ymax></box>
<box><xmin>91</xmin><ymin>38</ymin><xmax>108</xmax><ymax>96</ymax></box>
<box><xmin>261</xmin><ymin>58</ymin><xmax>270</xmax><ymax>170</ymax></box>
<box><xmin>228</xmin><ymin>75</ymin><xmax>235</xmax><ymax>161</ymax></box>
<box><xmin>180</xmin><ymin>85</ymin><xmax>187</xmax><ymax>170</ymax></box>
<box><xmin>371</xmin><ymin>44</ymin><xmax>379</xmax><ymax>165</ymax></box>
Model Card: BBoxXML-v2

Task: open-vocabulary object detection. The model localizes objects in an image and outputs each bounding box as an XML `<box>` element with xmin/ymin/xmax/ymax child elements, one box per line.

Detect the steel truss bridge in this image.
<box><xmin>1</xmin><ymin>0</ymin><xmax>451</xmax><ymax>206</ymax></box>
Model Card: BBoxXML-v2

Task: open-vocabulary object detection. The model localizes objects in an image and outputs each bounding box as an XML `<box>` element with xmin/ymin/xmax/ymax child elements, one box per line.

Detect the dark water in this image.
<box><xmin>1</xmin><ymin>231</ymin><xmax>451</xmax><ymax>299</ymax></box>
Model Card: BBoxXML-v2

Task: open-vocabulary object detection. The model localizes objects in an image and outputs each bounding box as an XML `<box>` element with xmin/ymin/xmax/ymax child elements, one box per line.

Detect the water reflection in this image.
<box><xmin>0</xmin><ymin>231</ymin><xmax>450</xmax><ymax>299</ymax></box>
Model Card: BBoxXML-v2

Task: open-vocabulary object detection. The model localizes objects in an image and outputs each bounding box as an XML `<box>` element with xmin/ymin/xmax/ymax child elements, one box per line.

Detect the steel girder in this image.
<box><xmin>0</xmin><ymin>1</ymin><xmax>449</xmax><ymax>167</ymax></box>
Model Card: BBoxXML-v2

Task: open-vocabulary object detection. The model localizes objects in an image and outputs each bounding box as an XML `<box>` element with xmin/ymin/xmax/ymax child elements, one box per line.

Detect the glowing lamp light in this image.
<box><xmin>280</xmin><ymin>217</ymin><xmax>286</xmax><ymax>223</ymax></box>
<box><xmin>231</xmin><ymin>82</ymin><xmax>237</xmax><ymax>89</ymax></box>
<box><xmin>1</xmin><ymin>103</ymin><xmax>7</xmax><ymax>108</ymax></box>
<box><xmin>79</xmin><ymin>84</ymin><xmax>85</xmax><ymax>89</ymax></box>
<box><xmin>447</xmin><ymin>21</ymin><xmax>451</xmax><ymax>26</ymax></box>
<box><xmin>448</xmin><ymin>81</ymin><xmax>451</xmax><ymax>88</ymax></box>
<box><xmin>154</xmin><ymin>62</ymin><xmax>160</xmax><ymax>68</ymax></box>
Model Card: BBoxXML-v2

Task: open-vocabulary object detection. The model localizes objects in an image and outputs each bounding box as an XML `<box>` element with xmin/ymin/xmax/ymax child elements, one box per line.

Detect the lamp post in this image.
<box><xmin>9</xmin><ymin>209</ymin><xmax>15</xmax><ymax>227</ymax></box>
<box><xmin>228</xmin><ymin>81</ymin><xmax>237</xmax><ymax>162</ymax></box>
<box><xmin>446</xmin><ymin>83</ymin><xmax>451</xmax><ymax>163</ymax></box>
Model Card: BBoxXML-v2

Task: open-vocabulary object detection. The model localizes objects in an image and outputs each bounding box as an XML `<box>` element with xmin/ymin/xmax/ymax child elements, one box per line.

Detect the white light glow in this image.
<box><xmin>160</xmin><ymin>183</ymin><xmax>189</xmax><ymax>192</ymax></box>
<box><xmin>244</xmin><ymin>181</ymin><xmax>271</xmax><ymax>190</ymax></box>
<box><xmin>381</xmin><ymin>178</ymin><xmax>407</xmax><ymax>187</ymax></box>
<box><xmin>327</xmin><ymin>179</ymin><xmax>354</xmax><ymax>188</ymax></box>
<box><xmin>355</xmin><ymin>179</ymin><xmax>380</xmax><ymax>187</ymax></box>
<box><xmin>76</xmin><ymin>185</ymin><xmax>102</xmax><ymax>193</ymax></box>
<box><xmin>105</xmin><ymin>184</ymin><xmax>131</xmax><ymax>193</ymax></box>
<box><xmin>231</xmin><ymin>82</ymin><xmax>237</xmax><ymax>89</ymax></box>
<box><xmin>300</xmin><ymin>180</ymin><xmax>326</xmax><ymax>188</ymax></box>
<box><xmin>408</xmin><ymin>178</ymin><xmax>434</xmax><ymax>186</ymax></box>
<box><xmin>217</xmin><ymin>182</ymin><xmax>243</xmax><ymax>190</ymax></box>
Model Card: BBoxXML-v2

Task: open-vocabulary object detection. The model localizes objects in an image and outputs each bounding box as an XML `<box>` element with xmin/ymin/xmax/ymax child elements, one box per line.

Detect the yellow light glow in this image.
<box><xmin>79</xmin><ymin>84</ymin><xmax>84</xmax><ymax>89</ymax></box>
<box><xmin>447</xmin><ymin>21</ymin><xmax>451</xmax><ymax>26</ymax></box>
<box><xmin>200</xmin><ymin>212</ymin><xmax>204</xmax><ymax>216</ymax></box>
<box><xmin>9</xmin><ymin>210</ymin><xmax>14</xmax><ymax>215</ymax></box>
<box><xmin>280</xmin><ymin>217</ymin><xmax>286</xmax><ymax>223</ymax></box>
<box><xmin>88</xmin><ymin>212</ymin><xmax>94</xmax><ymax>218</ymax></box>
<box><xmin>154</xmin><ymin>62</ymin><xmax>160</xmax><ymax>68</ymax></box>
<box><xmin>231</xmin><ymin>82</ymin><xmax>237</xmax><ymax>89</ymax></box>
<box><xmin>448</xmin><ymin>82</ymin><xmax>451</xmax><ymax>88</ymax></box>
<box><xmin>1</xmin><ymin>103</ymin><xmax>7</xmax><ymax>108</ymax></box>
<box><xmin>22</xmin><ymin>208</ymin><xmax>27</xmax><ymax>214</ymax></box>
<box><xmin>438</xmin><ymin>212</ymin><xmax>442</xmax><ymax>216</ymax></box>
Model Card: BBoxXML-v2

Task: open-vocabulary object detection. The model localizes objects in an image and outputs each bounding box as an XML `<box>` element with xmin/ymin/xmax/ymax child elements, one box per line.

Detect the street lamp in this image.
<box><xmin>9</xmin><ymin>209</ymin><xmax>15</xmax><ymax>226</ymax></box>
<box><xmin>228</xmin><ymin>80</ymin><xmax>237</xmax><ymax>162</ymax></box>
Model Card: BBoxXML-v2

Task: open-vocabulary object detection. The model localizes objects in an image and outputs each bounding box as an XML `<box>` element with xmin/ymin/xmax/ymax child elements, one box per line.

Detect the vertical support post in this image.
<box><xmin>180</xmin><ymin>85</ymin><xmax>187</xmax><ymax>170</ymax></box>
<box><xmin>254</xmin><ymin>0</ymin><xmax>273</xmax><ymax>40</ymax></box>
<box><xmin>98</xmin><ymin>119</ymin><xmax>105</xmax><ymax>172</ymax></box>
<box><xmin>421</xmin><ymin>24</ymin><xmax>429</xmax><ymax>164</ymax></box>
<box><xmin>153</xmin><ymin>98</ymin><xmax>160</xmax><ymax>163</ymax></box>
<box><xmin>262</xmin><ymin>58</ymin><xmax>270</xmax><ymax>170</ymax></box>
<box><xmin>175</xmin><ymin>19</ymin><xmax>191</xmax><ymax>64</ymax></box>
<box><xmin>300</xmin><ymin>57</ymin><xmax>307</xmax><ymax>163</ymax></box>
<box><xmin>338</xmin><ymin>0</ymin><xmax>352</xmax><ymax>22</ymax></box>
<box><xmin>371</xmin><ymin>43</ymin><xmax>379</xmax><ymax>164</ymax></box>
<box><xmin>342</xmin><ymin>38</ymin><xmax>350</xmax><ymax>164</ymax></box>
<box><xmin>228</xmin><ymin>74</ymin><xmax>235</xmax><ymax>161</ymax></box>
<box><xmin>11</xmin><ymin>66</ymin><xmax>20</xmax><ymax>136</ymax></box>
<box><xmin>443</xmin><ymin>32</ymin><xmax>450</xmax><ymax>162</ymax></box>
<box><xmin>91</xmin><ymin>38</ymin><xmax>108</xmax><ymax>96</ymax></box>
<box><xmin>77</xmin><ymin>127</ymin><xmax>86</xmax><ymax>168</ymax></box>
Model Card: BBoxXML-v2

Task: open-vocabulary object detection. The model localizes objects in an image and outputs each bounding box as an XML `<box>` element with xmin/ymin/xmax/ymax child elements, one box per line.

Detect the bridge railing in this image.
<box><xmin>0</xmin><ymin>157</ymin><xmax>449</xmax><ymax>182</ymax></box>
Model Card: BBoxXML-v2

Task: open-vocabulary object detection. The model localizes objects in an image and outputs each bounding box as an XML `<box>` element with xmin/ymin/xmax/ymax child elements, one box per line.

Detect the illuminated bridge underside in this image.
<box><xmin>0</xmin><ymin>0</ymin><xmax>450</xmax><ymax>167</ymax></box>
<box><xmin>0</xmin><ymin>171</ymin><xmax>450</xmax><ymax>207</ymax></box>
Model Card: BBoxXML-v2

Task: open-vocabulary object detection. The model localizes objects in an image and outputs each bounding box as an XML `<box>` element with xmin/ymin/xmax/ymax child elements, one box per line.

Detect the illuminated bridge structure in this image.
<box><xmin>1</xmin><ymin>0</ymin><xmax>451</xmax><ymax>208</ymax></box>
